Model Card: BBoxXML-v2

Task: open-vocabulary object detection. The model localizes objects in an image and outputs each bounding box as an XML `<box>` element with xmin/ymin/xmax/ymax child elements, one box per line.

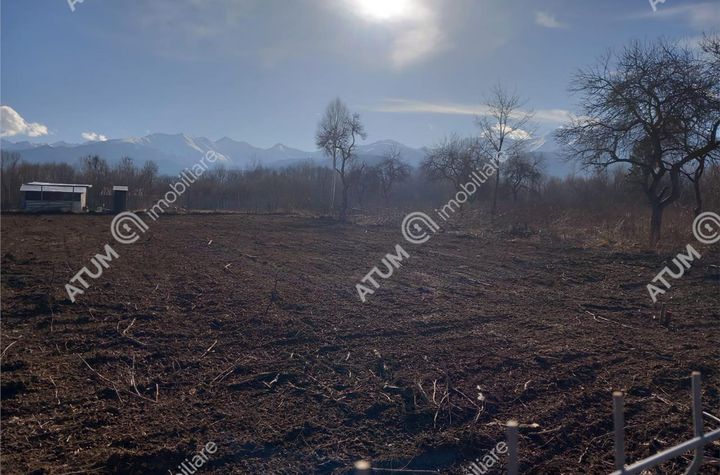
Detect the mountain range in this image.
<box><xmin>1</xmin><ymin>133</ymin><xmax>574</xmax><ymax>176</ymax></box>
<box><xmin>0</xmin><ymin>134</ymin><xmax>427</xmax><ymax>174</ymax></box>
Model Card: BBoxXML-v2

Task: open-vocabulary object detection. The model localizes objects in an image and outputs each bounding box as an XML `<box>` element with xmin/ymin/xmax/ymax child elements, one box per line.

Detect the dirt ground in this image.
<box><xmin>1</xmin><ymin>213</ymin><xmax>719</xmax><ymax>474</ymax></box>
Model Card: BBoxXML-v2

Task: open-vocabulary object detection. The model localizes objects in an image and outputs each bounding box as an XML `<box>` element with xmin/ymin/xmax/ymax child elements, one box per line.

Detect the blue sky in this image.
<box><xmin>1</xmin><ymin>0</ymin><xmax>718</xmax><ymax>150</ymax></box>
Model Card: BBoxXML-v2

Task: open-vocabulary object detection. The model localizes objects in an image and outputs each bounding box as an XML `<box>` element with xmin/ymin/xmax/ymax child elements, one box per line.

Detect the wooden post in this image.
<box><xmin>506</xmin><ymin>420</ymin><xmax>519</xmax><ymax>475</ymax></box>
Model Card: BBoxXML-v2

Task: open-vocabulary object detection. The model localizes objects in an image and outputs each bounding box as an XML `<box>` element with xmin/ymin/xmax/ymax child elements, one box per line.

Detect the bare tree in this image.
<box><xmin>476</xmin><ymin>85</ymin><xmax>534</xmax><ymax>216</ymax></box>
<box><xmin>686</xmin><ymin>34</ymin><xmax>720</xmax><ymax>216</ymax></box>
<box><xmin>315</xmin><ymin>98</ymin><xmax>367</xmax><ymax>220</ymax></box>
<box><xmin>1</xmin><ymin>151</ymin><xmax>22</xmax><ymax>210</ymax></box>
<box><xmin>556</xmin><ymin>39</ymin><xmax>720</xmax><ymax>245</ymax></box>
<box><xmin>375</xmin><ymin>146</ymin><xmax>411</xmax><ymax>202</ymax></box>
<box><xmin>422</xmin><ymin>134</ymin><xmax>487</xmax><ymax>190</ymax></box>
<box><xmin>504</xmin><ymin>152</ymin><xmax>544</xmax><ymax>202</ymax></box>
<box><xmin>701</xmin><ymin>34</ymin><xmax>720</xmax><ymax>68</ymax></box>
<box><xmin>116</xmin><ymin>156</ymin><xmax>136</xmax><ymax>184</ymax></box>
<box><xmin>346</xmin><ymin>162</ymin><xmax>369</xmax><ymax>208</ymax></box>
<box><xmin>79</xmin><ymin>155</ymin><xmax>110</xmax><ymax>209</ymax></box>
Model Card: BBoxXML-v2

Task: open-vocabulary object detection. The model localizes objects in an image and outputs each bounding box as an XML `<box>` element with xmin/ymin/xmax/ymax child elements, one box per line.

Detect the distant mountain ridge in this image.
<box><xmin>1</xmin><ymin>133</ymin><xmax>574</xmax><ymax>176</ymax></box>
<box><xmin>1</xmin><ymin>133</ymin><xmax>427</xmax><ymax>174</ymax></box>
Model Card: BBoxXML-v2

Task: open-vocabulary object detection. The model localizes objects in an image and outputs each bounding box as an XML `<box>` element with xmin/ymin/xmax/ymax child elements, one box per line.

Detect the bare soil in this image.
<box><xmin>1</xmin><ymin>213</ymin><xmax>719</xmax><ymax>474</ymax></box>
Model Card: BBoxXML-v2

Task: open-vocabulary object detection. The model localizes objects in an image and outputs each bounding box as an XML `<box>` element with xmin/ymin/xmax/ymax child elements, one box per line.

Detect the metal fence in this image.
<box><xmin>354</xmin><ymin>371</ymin><xmax>720</xmax><ymax>474</ymax></box>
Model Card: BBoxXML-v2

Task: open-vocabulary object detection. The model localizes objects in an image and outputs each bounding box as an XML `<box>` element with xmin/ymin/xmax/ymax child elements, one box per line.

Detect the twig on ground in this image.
<box><xmin>584</xmin><ymin>310</ymin><xmax>637</xmax><ymax>329</ymax></box>
<box><xmin>78</xmin><ymin>354</ymin><xmax>156</xmax><ymax>403</ymax></box>
<box><xmin>49</xmin><ymin>376</ymin><xmax>61</xmax><ymax>405</ymax></box>
<box><xmin>0</xmin><ymin>339</ymin><xmax>20</xmax><ymax>361</ymax></box>
<box><xmin>77</xmin><ymin>354</ymin><xmax>124</xmax><ymax>403</ymax></box>
<box><xmin>200</xmin><ymin>340</ymin><xmax>217</xmax><ymax>359</ymax></box>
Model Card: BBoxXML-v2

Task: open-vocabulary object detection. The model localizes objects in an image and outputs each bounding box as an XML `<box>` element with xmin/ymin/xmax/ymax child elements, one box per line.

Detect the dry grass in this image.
<box><xmin>348</xmin><ymin>202</ymin><xmax>706</xmax><ymax>253</ymax></box>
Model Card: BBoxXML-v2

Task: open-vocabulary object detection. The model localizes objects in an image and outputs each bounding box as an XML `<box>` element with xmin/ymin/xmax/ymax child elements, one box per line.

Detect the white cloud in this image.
<box><xmin>0</xmin><ymin>105</ymin><xmax>49</xmax><ymax>138</ymax></box>
<box><xmin>369</xmin><ymin>98</ymin><xmax>581</xmax><ymax>124</ymax></box>
<box><xmin>82</xmin><ymin>131</ymin><xmax>108</xmax><ymax>142</ymax></box>
<box><xmin>493</xmin><ymin>123</ymin><xmax>531</xmax><ymax>140</ymax></box>
<box><xmin>534</xmin><ymin>11</ymin><xmax>567</xmax><ymax>29</ymax></box>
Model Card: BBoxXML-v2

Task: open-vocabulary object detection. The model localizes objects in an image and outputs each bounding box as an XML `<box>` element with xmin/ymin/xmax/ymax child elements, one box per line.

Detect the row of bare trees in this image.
<box><xmin>314</xmin><ymin>88</ymin><xmax>539</xmax><ymax>222</ymax></box>
<box><xmin>3</xmin><ymin>143</ymin><xmax>718</xmax><ymax>237</ymax></box>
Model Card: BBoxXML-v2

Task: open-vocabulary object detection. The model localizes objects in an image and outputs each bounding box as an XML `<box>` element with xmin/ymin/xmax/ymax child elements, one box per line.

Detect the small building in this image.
<box><xmin>112</xmin><ymin>186</ymin><xmax>129</xmax><ymax>213</ymax></box>
<box><xmin>20</xmin><ymin>182</ymin><xmax>91</xmax><ymax>213</ymax></box>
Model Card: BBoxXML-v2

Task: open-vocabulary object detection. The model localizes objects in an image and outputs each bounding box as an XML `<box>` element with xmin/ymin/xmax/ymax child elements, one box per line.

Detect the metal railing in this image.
<box><xmin>607</xmin><ymin>372</ymin><xmax>720</xmax><ymax>475</ymax></box>
<box><xmin>354</xmin><ymin>371</ymin><xmax>720</xmax><ymax>474</ymax></box>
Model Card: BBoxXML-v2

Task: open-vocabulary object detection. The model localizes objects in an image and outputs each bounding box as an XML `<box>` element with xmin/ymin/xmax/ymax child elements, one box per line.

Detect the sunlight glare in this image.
<box><xmin>353</xmin><ymin>0</ymin><xmax>413</xmax><ymax>22</ymax></box>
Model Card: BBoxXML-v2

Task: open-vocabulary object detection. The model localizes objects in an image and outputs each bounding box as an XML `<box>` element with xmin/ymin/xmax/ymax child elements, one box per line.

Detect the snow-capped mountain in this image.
<box><xmin>0</xmin><ymin>133</ymin><xmax>428</xmax><ymax>174</ymax></box>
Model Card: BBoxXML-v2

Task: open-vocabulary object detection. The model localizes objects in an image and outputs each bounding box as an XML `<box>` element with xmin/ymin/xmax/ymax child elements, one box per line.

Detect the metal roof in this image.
<box><xmin>26</xmin><ymin>181</ymin><xmax>92</xmax><ymax>187</ymax></box>
<box><xmin>21</xmin><ymin>182</ymin><xmax>91</xmax><ymax>193</ymax></box>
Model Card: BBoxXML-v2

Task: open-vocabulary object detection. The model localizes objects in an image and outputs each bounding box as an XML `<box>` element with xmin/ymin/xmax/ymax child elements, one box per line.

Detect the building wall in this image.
<box><xmin>22</xmin><ymin>191</ymin><xmax>86</xmax><ymax>213</ymax></box>
<box><xmin>23</xmin><ymin>200</ymin><xmax>82</xmax><ymax>213</ymax></box>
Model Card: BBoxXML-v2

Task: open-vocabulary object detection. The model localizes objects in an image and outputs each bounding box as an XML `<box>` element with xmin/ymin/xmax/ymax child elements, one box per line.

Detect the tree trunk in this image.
<box><xmin>692</xmin><ymin>159</ymin><xmax>705</xmax><ymax>217</ymax></box>
<box><xmin>693</xmin><ymin>179</ymin><xmax>703</xmax><ymax>217</ymax></box>
<box><xmin>650</xmin><ymin>201</ymin><xmax>663</xmax><ymax>247</ymax></box>
<box><xmin>340</xmin><ymin>180</ymin><xmax>349</xmax><ymax>221</ymax></box>
<box><xmin>491</xmin><ymin>159</ymin><xmax>501</xmax><ymax>216</ymax></box>
<box><xmin>330</xmin><ymin>168</ymin><xmax>337</xmax><ymax>212</ymax></box>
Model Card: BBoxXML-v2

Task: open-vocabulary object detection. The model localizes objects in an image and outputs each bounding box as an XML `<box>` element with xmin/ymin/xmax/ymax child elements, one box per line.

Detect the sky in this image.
<box><xmin>1</xmin><ymin>0</ymin><xmax>718</xmax><ymax>150</ymax></box>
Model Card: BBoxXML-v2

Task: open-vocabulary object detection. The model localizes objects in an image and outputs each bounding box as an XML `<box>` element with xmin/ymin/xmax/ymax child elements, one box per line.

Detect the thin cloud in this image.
<box><xmin>0</xmin><ymin>105</ymin><xmax>48</xmax><ymax>138</ymax></box>
<box><xmin>370</xmin><ymin>99</ymin><xmax>581</xmax><ymax>124</ymax></box>
<box><xmin>631</xmin><ymin>2</ymin><xmax>720</xmax><ymax>30</ymax></box>
<box><xmin>534</xmin><ymin>11</ymin><xmax>567</xmax><ymax>29</ymax></box>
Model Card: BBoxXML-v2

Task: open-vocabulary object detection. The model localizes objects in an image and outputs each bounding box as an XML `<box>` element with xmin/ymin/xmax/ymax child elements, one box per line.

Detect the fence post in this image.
<box><xmin>684</xmin><ymin>372</ymin><xmax>704</xmax><ymax>475</ymax></box>
<box><xmin>506</xmin><ymin>419</ymin><xmax>519</xmax><ymax>475</ymax></box>
<box><xmin>613</xmin><ymin>391</ymin><xmax>626</xmax><ymax>473</ymax></box>
<box><xmin>354</xmin><ymin>460</ymin><xmax>371</xmax><ymax>475</ymax></box>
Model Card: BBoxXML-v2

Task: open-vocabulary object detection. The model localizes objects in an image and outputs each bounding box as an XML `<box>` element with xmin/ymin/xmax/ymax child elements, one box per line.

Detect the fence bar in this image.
<box><xmin>684</xmin><ymin>372</ymin><xmax>704</xmax><ymax>475</ymax></box>
<box><xmin>506</xmin><ymin>420</ymin><xmax>519</xmax><ymax>475</ymax></box>
<box><xmin>354</xmin><ymin>460</ymin><xmax>371</xmax><ymax>475</ymax></box>
<box><xmin>613</xmin><ymin>391</ymin><xmax>626</xmax><ymax>473</ymax></box>
<box><xmin>609</xmin><ymin>428</ymin><xmax>720</xmax><ymax>475</ymax></box>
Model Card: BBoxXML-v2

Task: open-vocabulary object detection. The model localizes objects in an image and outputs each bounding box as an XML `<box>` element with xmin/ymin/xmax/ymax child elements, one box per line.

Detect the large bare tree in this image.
<box><xmin>476</xmin><ymin>85</ymin><xmax>534</xmax><ymax>216</ymax></box>
<box><xmin>556</xmin><ymin>39</ymin><xmax>720</xmax><ymax>245</ymax></box>
<box><xmin>315</xmin><ymin>98</ymin><xmax>367</xmax><ymax>221</ymax></box>
<box><xmin>686</xmin><ymin>35</ymin><xmax>720</xmax><ymax>216</ymax></box>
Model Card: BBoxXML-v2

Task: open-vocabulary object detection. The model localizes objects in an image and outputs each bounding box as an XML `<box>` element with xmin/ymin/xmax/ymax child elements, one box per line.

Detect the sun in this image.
<box><xmin>352</xmin><ymin>0</ymin><xmax>413</xmax><ymax>22</ymax></box>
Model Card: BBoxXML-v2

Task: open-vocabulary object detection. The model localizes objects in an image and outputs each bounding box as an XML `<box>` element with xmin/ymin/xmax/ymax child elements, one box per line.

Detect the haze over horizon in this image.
<box><xmin>1</xmin><ymin>0</ymin><xmax>718</xmax><ymax>151</ymax></box>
